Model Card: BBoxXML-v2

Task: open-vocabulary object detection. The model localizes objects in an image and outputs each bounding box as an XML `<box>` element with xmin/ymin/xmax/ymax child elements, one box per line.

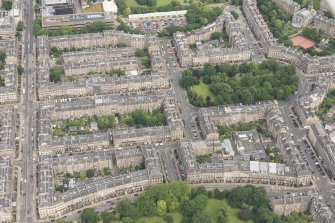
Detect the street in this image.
<box><xmin>19</xmin><ymin>0</ymin><xmax>36</xmax><ymax>221</ymax></box>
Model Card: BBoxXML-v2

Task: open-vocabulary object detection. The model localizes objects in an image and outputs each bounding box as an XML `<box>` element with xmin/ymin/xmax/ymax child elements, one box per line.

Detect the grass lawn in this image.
<box><xmin>125</xmin><ymin>0</ymin><xmax>174</xmax><ymax>7</ymax></box>
<box><xmin>82</xmin><ymin>3</ymin><xmax>103</xmax><ymax>13</ymax></box>
<box><xmin>135</xmin><ymin>199</ymin><xmax>253</xmax><ymax>223</ymax></box>
<box><xmin>125</xmin><ymin>0</ymin><xmax>140</xmax><ymax>8</ymax></box>
<box><xmin>205</xmin><ymin>199</ymin><xmax>254</xmax><ymax>223</ymax></box>
<box><xmin>157</xmin><ymin>0</ymin><xmax>174</xmax><ymax>6</ymax></box>
<box><xmin>136</xmin><ymin>212</ymin><xmax>183</xmax><ymax>223</ymax></box>
<box><xmin>192</xmin><ymin>81</ymin><xmax>217</xmax><ymax>102</ymax></box>
<box><xmin>283</xmin><ymin>23</ymin><xmax>300</xmax><ymax>38</ymax></box>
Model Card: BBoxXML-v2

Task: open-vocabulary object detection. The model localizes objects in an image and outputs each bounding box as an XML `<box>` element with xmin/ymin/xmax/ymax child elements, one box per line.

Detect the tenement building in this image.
<box><xmin>39</xmin><ymin>151</ymin><xmax>114</xmax><ymax>174</ymax></box>
<box><xmin>37</xmin><ymin>149</ymin><xmax>163</xmax><ymax>219</ymax></box>
<box><xmin>0</xmin><ymin>10</ymin><xmax>15</xmax><ymax>39</ymax></box>
<box><xmin>36</xmin><ymin>31</ymin><xmax>170</xmax><ymax>100</ymax></box>
<box><xmin>267</xmin><ymin>45</ymin><xmax>335</xmax><ymax>74</ymax></box>
<box><xmin>177</xmin><ymin>140</ymin><xmax>311</xmax><ymax>187</ymax></box>
<box><xmin>243</xmin><ymin>0</ymin><xmax>335</xmax><ymax>74</ymax></box>
<box><xmin>243</xmin><ymin>0</ymin><xmax>277</xmax><ymax>51</ymax></box>
<box><xmin>292</xmin><ymin>75</ymin><xmax>335</xmax><ymax>178</ymax></box>
<box><xmin>0</xmin><ymin>160</ymin><xmax>14</xmax><ymax>223</ymax></box>
<box><xmin>113</xmin><ymin>96</ymin><xmax>184</xmax><ymax>146</ymax></box>
<box><xmin>266</xmin><ymin>106</ymin><xmax>310</xmax><ymax>176</ymax></box>
<box><xmin>270</xmin><ymin>192</ymin><xmax>310</xmax><ymax>216</ymax></box>
<box><xmin>224</xmin><ymin>12</ymin><xmax>250</xmax><ymax>50</ymax></box>
<box><xmin>272</xmin><ymin>0</ymin><xmax>300</xmax><ymax>15</ymax></box>
<box><xmin>197</xmin><ymin>101</ymin><xmax>273</xmax><ymax>140</ymax></box>
<box><xmin>310</xmin><ymin>195</ymin><xmax>335</xmax><ymax>223</ymax></box>
<box><xmin>0</xmin><ymin>107</ymin><xmax>17</xmax><ymax>159</ymax></box>
<box><xmin>47</xmin><ymin>31</ymin><xmax>146</xmax><ymax>50</ymax></box>
<box><xmin>308</xmin><ymin>124</ymin><xmax>335</xmax><ymax>178</ymax></box>
<box><xmin>314</xmin><ymin>15</ymin><xmax>335</xmax><ymax>36</ymax></box>
<box><xmin>173</xmin><ymin>12</ymin><xmax>251</xmax><ymax>68</ymax></box>
<box><xmin>37</xmin><ymin>89</ymin><xmax>184</xmax><ymax>155</ymax></box>
<box><xmin>0</xmin><ymin>39</ymin><xmax>20</xmax><ymax>104</ymax></box>
<box><xmin>38</xmin><ymin>72</ymin><xmax>170</xmax><ymax>100</ymax></box>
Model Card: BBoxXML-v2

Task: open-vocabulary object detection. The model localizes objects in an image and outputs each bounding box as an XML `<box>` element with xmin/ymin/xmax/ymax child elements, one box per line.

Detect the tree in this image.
<box><xmin>231</xmin><ymin>11</ymin><xmax>239</xmax><ymax>19</ymax></box>
<box><xmin>284</xmin><ymin>211</ymin><xmax>312</xmax><ymax>223</ymax></box>
<box><xmin>238</xmin><ymin>208</ymin><xmax>252</xmax><ymax>221</ymax></box>
<box><xmin>180</xmin><ymin>69</ymin><xmax>199</xmax><ymax>88</ymax></box>
<box><xmin>324</xmin><ymin>11</ymin><xmax>334</xmax><ymax>19</ymax></box>
<box><xmin>192</xmin><ymin>211</ymin><xmax>211</xmax><ymax>223</ymax></box>
<box><xmin>100</xmin><ymin>211</ymin><xmax>113</xmax><ymax>223</ymax></box>
<box><xmin>181</xmin><ymin>194</ymin><xmax>208</xmax><ymax>217</ymax></box>
<box><xmin>231</xmin><ymin>0</ymin><xmax>242</xmax><ymax>5</ymax></box>
<box><xmin>58</xmin><ymin>25</ymin><xmax>74</xmax><ymax>35</ymax></box>
<box><xmin>116</xmin><ymin>199</ymin><xmax>140</xmax><ymax>220</ymax></box>
<box><xmin>50</xmin><ymin>67</ymin><xmax>62</xmax><ymax>83</ymax></box>
<box><xmin>301</xmin><ymin>27</ymin><xmax>321</xmax><ymax>42</ymax></box>
<box><xmin>200</xmin><ymin>17</ymin><xmax>208</xmax><ymax>25</ymax></box>
<box><xmin>80</xmin><ymin>208</ymin><xmax>100</xmax><ymax>223</ymax></box>
<box><xmin>217</xmin><ymin>210</ymin><xmax>226</xmax><ymax>223</ymax></box>
<box><xmin>17</xmin><ymin>65</ymin><xmax>24</xmax><ymax>75</ymax></box>
<box><xmin>240</xmin><ymin>89</ymin><xmax>254</xmax><ymax>104</ymax></box>
<box><xmin>313</xmin><ymin>0</ymin><xmax>320</xmax><ymax>10</ymax></box>
<box><xmin>0</xmin><ymin>50</ymin><xmax>6</xmax><ymax>62</ymax></box>
<box><xmin>15</xmin><ymin>31</ymin><xmax>22</xmax><ymax>40</ymax></box>
<box><xmin>34</xmin><ymin>3</ymin><xmax>40</xmax><ymax>12</ymax></box>
<box><xmin>2</xmin><ymin>1</ymin><xmax>12</xmax><ymax>10</ymax></box>
<box><xmin>211</xmin><ymin>32</ymin><xmax>223</xmax><ymax>40</ymax></box>
<box><xmin>203</xmin><ymin>64</ymin><xmax>216</xmax><ymax>77</ymax></box>
<box><xmin>136</xmin><ymin>194</ymin><xmax>157</xmax><ymax>216</ymax></box>
<box><xmin>50</xmin><ymin>47</ymin><xmax>63</xmax><ymax>58</ymax></box>
<box><xmin>163</xmin><ymin>215</ymin><xmax>174</xmax><ymax>223</ymax></box>
<box><xmin>16</xmin><ymin>21</ymin><xmax>24</xmax><ymax>31</ymax></box>
<box><xmin>191</xmin><ymin>187</ymin><xmax>208</xmax><ymax>199</ymax></box>
<box><xmin>86</xmin><ymin>169</ymin><xmax>95</xmax><ymax>178</ymax></box>
<box><xmin>122</xmin><ymin>7</ymin><xmax>131</xmax><ymax>16</ymax></box>
<box><xmin>274</xmin><ymin>19</ymin><xmax>283</xmax><ymax>29</ymax></box>
<box><xmin>156</xmin><ymin>200</ymin><xmax>167</xmax><ymax>216</ymax></box>
<box><xmin>103</xmin><ymin>167</ymin><xmax>111</xmax><ymax>176</ymax></box>
<box><xmin>55</xmin><ymin>184</ymin><xmax>65</xmax><ymax>193</ymax></box>
<box><xmin>79</xmin><ymin>171</ymin><xmax>86</xmax><ymax>179</ymax></box>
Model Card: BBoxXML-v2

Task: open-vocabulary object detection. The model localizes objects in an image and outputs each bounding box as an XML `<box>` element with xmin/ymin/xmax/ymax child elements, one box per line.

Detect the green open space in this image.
<box><xmin>206</xmin><ymin>199</ymin><xmax>254</xmax><ymax>223</ymax></box>
<box><xmin>181</xmin><ymin>61</ymin><xmax>298</xmax><ymax>107</ymax></box>
<box><xmin>125</xmin><ymin>0</ymin><xmax>174</xmax><ymax>7</ymax></box>
<box><xmin>218</xmin><ymin>119</ymin><xmax>270</xmax><ymax>140</ymax></box>
<box><xmin>52</xmin><ymin>108</ymin><xmax>165</xmax><ymax>137</ymax></box>
<box><xmin>55</xmin><ymin>183</ymin><xmax>312</xmax><ymax>223</ymax></box>
<box><xmin>156</xmin><ymin>0</ymin><xmax>175</xmax><ymax>6</ymax></box>
<box><xmin>118</xmin><ymin>108</ymin><xmax>165</xmax><ymax>128</ymax></box>
<box><xmin>52</xmin><ymin>115</ymin><xmax>115</xmax><ymax>137</ymax></box>
<box><xmin>125</xmin><ymin>0</ymin><xmax>141</xmax><ymax>7</ymax></box>
<box><xmin>192</xmin><ymin>81</ymin><xmax>217</xmax><ymax>102</ymax></box>
<box><xmin>135</xmin><ymin>199</ymin><xmax>254</xmax><ymax>223</ymax></box>
<box><xmin>0</xmin><ymin>50</ymin><xmax>6</xmax><ymax>70</ymax></box>
<box><xmin>137</xmin><ymin>212</ymin><xmax>183</xmax><ymax>223</ymax></box>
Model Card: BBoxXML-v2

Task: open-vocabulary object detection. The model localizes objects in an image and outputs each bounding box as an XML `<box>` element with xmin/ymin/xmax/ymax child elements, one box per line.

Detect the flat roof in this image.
<box><xmin>44</xmin><ymin>0</ymin><xmax>69</xmax><ymax>6</ymax></box>
<box><xmin>128</xmin><ymin>10</ymin><xmax>187</xmax><ymax>20</ymax></box>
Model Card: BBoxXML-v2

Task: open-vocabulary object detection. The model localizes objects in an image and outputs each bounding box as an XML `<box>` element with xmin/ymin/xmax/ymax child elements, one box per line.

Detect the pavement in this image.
<box><xmin>160</xmin><ymin>39</ymin><xmax>200</xmax><ymax>141</ymax></box>
<box><xmin>278</xmin><ymin>104</ymin><xmax>335</xmax><ymax>212</ymax></box>
<box><xmin>19</xmin><ymin>0</ymin><xmax>36</xmax><ymax>221</ymax></box>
